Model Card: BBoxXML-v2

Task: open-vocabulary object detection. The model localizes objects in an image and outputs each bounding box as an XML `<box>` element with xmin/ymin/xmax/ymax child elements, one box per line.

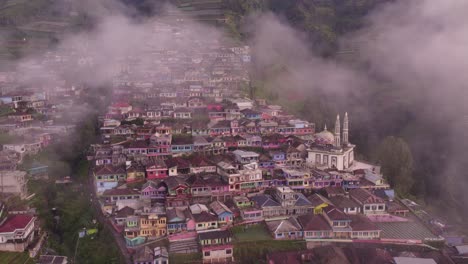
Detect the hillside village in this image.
<box><xmin>0</xmin><ymin>20</ymin><xmax>466</xmax><ymax>264</ymax></box>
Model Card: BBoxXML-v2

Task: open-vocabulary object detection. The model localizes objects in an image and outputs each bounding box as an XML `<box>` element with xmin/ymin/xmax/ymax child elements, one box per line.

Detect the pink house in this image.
<box><xmin>141</xmin><ymin>181</ymin><xmax>166</xmax><ymax>199</ymax></box>
<box><xmin>146</xmin><ymin>159</ymin><xmax>168</xmax><ymax>179</ymax></box>
<box><xmin>38</xmin><ymin>133</ymin><xmax>52</xmax><ymax>147</ymax></box>
<box><xmin>262</xmin><ymin>134</ymin><xmax>286</xmax><ymax>149</ymax></box>
<box><xmin>206</xmin><ymin>103</ymin><xmax>223</xmax><ymax>111</ymax></box>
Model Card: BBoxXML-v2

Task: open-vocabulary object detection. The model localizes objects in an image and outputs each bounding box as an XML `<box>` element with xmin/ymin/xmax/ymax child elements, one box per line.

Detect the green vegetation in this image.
<box><xmin>121</xmin><ymin>117</ymin><xmax>144</xmax><ymax>126</ymax></box>
<box><xmin>0</xmin><ymin>105</ymin><xmax>14</xmax><ymax>117</ymax></box>
<box><xmin>0</xmin><ymin>251</ymin><xmax>33</xmax><ymax>264</ymax></box>
<box><xmin>28</xmin><ymin>158</ymin><xmax>122</xmax><ymax>263</ymax></box>
<box><xmin>235</xmin><ymin>240</ymin><xmax>306</xmax><ymax>264</ymax></box>
<box><xmin>110</xmin><ymin>135</ymin><xmax>128</xmax><ymax>144</ymax></box>
<box><xmin>232</xmin><ymin>223</ymin><xmax>272</xmax><ymax>242</ymax></box>
<box><xmin>0</xmin><ymin>0</ymin><xmax>53</xmax><ymax>25</ymax></box>
<box><xmin>23</xmin><ymin>86</ymin><xmax>121</xmax><ymax>263</ymax></box>
<box><xmin>0</xmin><ymin>132</ymin><xmax>22</xmax><ymax>145</ymax></box>
<box><xmin>224</xmin><ymin>0</ymin><xmax>386</xmax><ymax>54</ymax></box>
<box><xmin>231</xmin><ymin>223</ymin><xmax>305</xmax><ymax>263</ymax></box>
<box><xmin>375</xmin><ymin>136</ymin><xmax>414</xmax><ymax>195</ymax></box>
<box><xmin>169</xmin><ymin>253</ymin><xmax>203</xmax><ymax>263</ymax></box>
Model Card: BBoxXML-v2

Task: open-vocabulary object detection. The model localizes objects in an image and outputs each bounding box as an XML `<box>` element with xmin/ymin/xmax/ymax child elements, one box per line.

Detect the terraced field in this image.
<box><xmin>0</xmin><ymin>252</ymin><xmax>33</xmax><ymax>264</ymax></box>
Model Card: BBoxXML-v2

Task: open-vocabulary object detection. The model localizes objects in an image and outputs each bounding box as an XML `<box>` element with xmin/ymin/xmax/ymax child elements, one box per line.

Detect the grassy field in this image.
<box><xmin>231</xmin><ymin>223</ymin><xmax>272</xmax><ymax>242</ymax></box>
<box><xmin>235</xmin><ymin>240</ymin><xmax>306</xmax><ymax>264</ymax></box>
<box><xmin>0</xmin><ymin>251</ymin><xmax>33</xmax><ymax>264</ymax></box>
<box><xmin>231</xmin><ymin>223</ymin><xmax>306</xmax><ymax>264</ymax></box>
<box><xmin>169</xmin><ymin>253</ymin><xmax>202</xmax><ymax>263</ymax></box>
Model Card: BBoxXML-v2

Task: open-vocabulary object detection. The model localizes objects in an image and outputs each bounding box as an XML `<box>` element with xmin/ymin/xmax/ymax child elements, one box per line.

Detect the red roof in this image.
<box><xmin>0</xmin><ymin>214</ymin><xmax>34</xmax><ymax>233</ymax></box>
<box><xmin>297</xmin><ymin>214</ymin><xmax>332</xmax><ymax>231</ymax></box>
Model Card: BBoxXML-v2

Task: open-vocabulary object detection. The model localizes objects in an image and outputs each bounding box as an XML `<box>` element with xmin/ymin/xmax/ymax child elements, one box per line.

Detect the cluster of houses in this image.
<box><xmin>81</xmin><ymin>21</ymin><xmax>445</xmax><ymax>264</ymax></box>
<box><xmin>0</xmin><ymin>73</ymin><xmax>83</xmax><ymax>256</ymax></box>
<box><xmin>91</xmin><ymin>78</ymin><xmax>432</xmax><ymax>264</ymax></box>
<box><xmin>0</xmin><ymin>19</ymin><xmax>450</xmax><ymax>263</ymax></box>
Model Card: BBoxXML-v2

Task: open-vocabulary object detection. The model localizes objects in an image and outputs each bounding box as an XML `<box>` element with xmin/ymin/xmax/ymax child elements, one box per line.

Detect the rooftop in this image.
<box><xmin>0</xmin><ymin>214</ymin><xmax>34</xmax><ymax>233</ymax></box>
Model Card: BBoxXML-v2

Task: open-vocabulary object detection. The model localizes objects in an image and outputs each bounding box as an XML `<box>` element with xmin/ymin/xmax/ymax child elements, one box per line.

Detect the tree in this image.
<box><xmin>121</xmin><ymin>117</ymin><xmax>144</xmax><ymax>126</ymax></box>
<box><xmin>376</xmin><ymin>136</ymin><xmax>414</xmax><ymax>195</ymax></box>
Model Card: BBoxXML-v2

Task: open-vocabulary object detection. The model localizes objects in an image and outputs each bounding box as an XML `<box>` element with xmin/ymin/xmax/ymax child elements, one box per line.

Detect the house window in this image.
<box><xmin>364</xmin><ymin>205</ymin><xmax>370</xmax><ymax>210</ymax></box>
<box><xmin>226</xmin><ymin>249</ymin><xmax>232</xmax><ymax>254</ymax></box>
<box><xmin>204</xmin><ymin>251</ymin><xmax>210</xmax><ymax>257</ymax></box>
<box><xmin>378</xmin><ymin>205</ymin><xmax>384</xmax><ymax>210</ymax></box>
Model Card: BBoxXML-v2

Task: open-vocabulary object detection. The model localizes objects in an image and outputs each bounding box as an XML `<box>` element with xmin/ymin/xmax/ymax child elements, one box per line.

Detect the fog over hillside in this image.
<box><xmin>7</xmin><ymin>0</ymin><xmax>468</xmax><ymax>217</ymax></box>
<box><xmin>247</xmin><ymin>0</ymin><xmax>468</xmax><ymax>215</ymax></box>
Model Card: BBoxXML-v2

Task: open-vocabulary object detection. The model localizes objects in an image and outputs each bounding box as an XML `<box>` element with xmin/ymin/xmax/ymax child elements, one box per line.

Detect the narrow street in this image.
<box><xmin>86</xmin><ymin>167</ymin><xmax>132</xmax><ymax>264</ymax></box>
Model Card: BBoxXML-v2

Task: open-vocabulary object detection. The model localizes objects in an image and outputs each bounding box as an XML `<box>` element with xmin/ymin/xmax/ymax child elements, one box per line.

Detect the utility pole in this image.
<box><xmin>249</xmin><ymin>80</ymin><xmax>254</xmax><ymax>100</ymax></box>
<box><xmin>73</xmin><ymin>234</ymin><xmax>80</xmax><ymax>264</ymax></box>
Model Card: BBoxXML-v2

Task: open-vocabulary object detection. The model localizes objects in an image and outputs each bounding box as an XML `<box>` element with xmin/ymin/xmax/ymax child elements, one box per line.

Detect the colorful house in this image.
<box><xmin>349</xmin><ymin>188</ymin><xmax>386</xmax><ymax>215</ymax></box>
<box><xmin>163</xmin><ymin>176</ymin><xmax>191</xmax><ymax>208</ymax></box>
<box><xmin>241</xmin><ymin>108</ymin><xmax>261</xmax><ymax>120</ymax></box>
<box><xmin>210</xmin><ymin>201</ymin><xmax>233</xmax><ymax>225</ymax></box>
<box><xmin>126</xmin><ymin>163</ymin><xmax>146</xmax><ymax>183</ymax></box>
<box><xmin>266</xmin><ymin>217</ymin><xmax>303</xmax><ymax>240</ymax></box>
<box><xmin>193</xmin><ymin>211</ymin><xmax>219</xmax><ymax>231</ymax></box>
<box><xmin>297</xmin><ymin>214</ymin><xmax>333</xmax><ymax>240</ymax></box>
<box><xmin>102</xmin><ymin>188</ymin><xmax>141</xmax><ymax>204</ymax></box>
<box><xmin>166</xmin><ymin>207</ymin><xmax>195</xmax><ymax>234</ymax></box>
<box><xmin>93</xmin><ymin>165</ymin><xmax>126</xmax><ymax>194</ymax></box>
<box><xmin>146</xmin><ymin>159</ymin><xmax>168</xmax><ymax>179</ymax></box>
<box><xmin>171</xmin><ymin>135</ymin><xmax>193</xmax><ymax>154</ymax></box>
<box><xmin>307</xmin><ymin>194</ymin><xmax>332</xmax><ymax>214</ymax></box>
<box><xmin>199</xmin><ymin>230</ymin><xmax>234</xmax><ymax>263</ymax></box>
<box><xmin>141</xmin><ymin>181</ymin><xmax>166</xmax><ymax>199</ymax></box>
<box><xmin>0</xmin><ymin>214</ymin><xmax>36</xmax><ymax>252</ymax></box>
<box><xmin>139</xmin><ymin>214</ymin><xmax>167</xmax><ymax>238</ymax></box>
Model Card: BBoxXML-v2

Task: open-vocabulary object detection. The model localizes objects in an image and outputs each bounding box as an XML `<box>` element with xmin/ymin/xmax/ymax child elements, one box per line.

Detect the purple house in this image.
<box><xmin>166</xmin><ymin>208</ymin><xmax>195</xmax><ymax>234</ymax></box>
<box><xmin>141</xmin><ymin>181</ymin><xmax>166</xmax><ymax>199</ymax></box>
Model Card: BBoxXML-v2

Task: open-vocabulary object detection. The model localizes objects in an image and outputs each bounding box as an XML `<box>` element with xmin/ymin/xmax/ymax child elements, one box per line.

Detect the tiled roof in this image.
<box><xmin>186</xmin><ymin>155</ymin><xmax>213</xmax><ymax>167</ymax></box>
<box><xmin>329</xmin><ymin>196</ymin><xmax>360</xmax><ymax>209</ymax></box>
<box><xmin>198</xmin><ymin>230</ymin><xmax>231</xmax><ymax>240</ymax></box>
<box><xmin>349</xmin><ymin>188</ymin><xmax>385</xmax><ymax>204</ymax></box>
<box><xmin>307</xmin><ymin>194</ymin><xmax>332</xmax><ymax>207</ymax></box>
<box><xmin>167</xmin><ymin>208</ymin><xmax>191</xmax><ymax>222</ymax></box>
<box><xmin>103</xmin><ymin>188</ymin><xmax>140</xmax><ymax>196</ymax></box>
<box><xmin>192</xmin><ymin>211</ymin><xmax>218</xmax><ymax>222</ymax></box>
<box><xmin>349</xmin><ymin>214</ymin><xmax>379</xmax><ymax>231</ymax></box>
<box><xmin>171</xmin><ymin>135</ymin><xmax>193</xmax><ymax>145</ymax></box>
<box><xmin>146</xmin><ymin>159</ymin><xmax>167</xmax><ymax>170</ymax></box>
<box><xmin>324</xmin><ymin>206</ymin><xmax>350</xmax><ymax>221</ymax></box>
<box><xmin>324</xmin><ymin>186</ymin><xmax>346</xmax><ymax>196</ymax></box>
<box><xmin>163</xmin><ymin>176</ymin><xmax>188</xmax><ymax>189</ymax></box>
<box><xmin>210</xmin><ymin>201</ymin><xmax>232</xmax><ymax>215</ymax></box>
<box><xmin>164</xmin><ymin>157</ymin><xmax>190</xmax><ymax>169</ymax></box>
<box><xmin>94</xmin><ymin>165</ymin><xmax>126</xmax><ymax>175</ymax></box>
<box><xmin>266</xmin><ymin>217</ymin><xmax>301</xmax><ymax>233</ymax></box>
<box><xmin>0</xmin><ymin>214</ymin><xmax>34</xmax><ymax>233</ymax></box>
<box><xmin>251</xmin><ymin>194</ymin><xmax>281</xmax><ymax>208</ymax></box>
<box><xmin>128</xmin><ymin>140</ymin><xmax>149</xmax><ymax>148</ymax></box>
<box><xmin>294</xmin><ymin>193</ymin><xmax>313</xmax><ymax>207</ymax></box>
<box><xmin>297</xmin><ymin>214</ymin><xmax>332</xmax><ymax>231</ymax></box>
<box><xmin>115</xmin><ymin>206</ymin><xmax>135</xmax><ymax>218</ymax></box>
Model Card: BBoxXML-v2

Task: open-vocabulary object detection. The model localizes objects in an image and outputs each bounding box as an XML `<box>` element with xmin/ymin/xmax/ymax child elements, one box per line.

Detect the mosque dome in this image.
<box><xmin>314</xmin><ymin>126</ymin><xmax>335</xmax><ymax>145</ymax></box>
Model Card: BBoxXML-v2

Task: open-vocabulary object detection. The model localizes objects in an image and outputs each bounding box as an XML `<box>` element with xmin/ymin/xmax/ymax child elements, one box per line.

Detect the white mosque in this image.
<box><xmin>306</xmin><ymin>112</ymin><xmax>355</xmax><ymax>170</ymax></box>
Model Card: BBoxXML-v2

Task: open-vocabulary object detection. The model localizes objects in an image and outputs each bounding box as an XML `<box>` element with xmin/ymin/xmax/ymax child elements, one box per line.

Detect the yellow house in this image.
<box><xmin>139</xmin><ymin>214</ymin><xmax>167</xmax><ymax>238</ymax></box>
<box><xmin>308</xmin><ymin>193</ymin><xmax>332</xmax><ymax>214</ymax></box>
<box><xmin>126</xmin><ymin>164</ymin><xmax>146</xmax><ymax>183</ymax></box>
